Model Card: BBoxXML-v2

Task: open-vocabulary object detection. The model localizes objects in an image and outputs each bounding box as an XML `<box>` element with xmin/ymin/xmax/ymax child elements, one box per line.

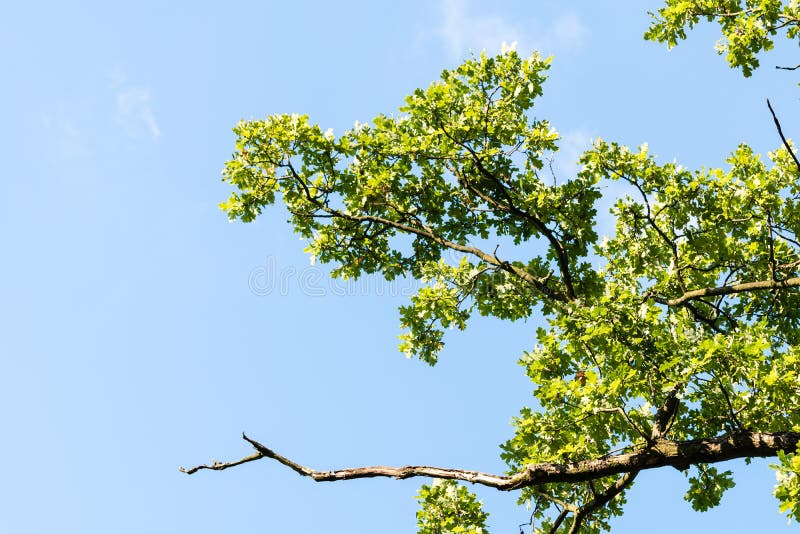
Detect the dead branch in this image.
<box><xmin>181</xmin><ymin>431</ymin><xmax>800</xmax><ymax>491</ymax></box>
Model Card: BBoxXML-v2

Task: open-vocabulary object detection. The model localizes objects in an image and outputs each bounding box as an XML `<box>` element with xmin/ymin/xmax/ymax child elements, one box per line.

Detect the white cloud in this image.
<box><xmin>439</xmin><ymin>0</ymin><xmax>520</xmax><ymax>58</ymax></box>
<box><xmin>554</xmin><ymin>129</ymin><xmax>592</xmax><ymax>179</ymax></box>
<box><xmin>115</xmin><ymin>86</ymin><xmax>161</xmax><ymax>141</ymax></box>
<box><xmin>110</xmin><ymin>67</ymin><xmax>160</xmax><ymax>142</ymax></box>
<box><xmin>437</xmin><ymin>0</ymin><xmax>586</xmax><ymax>59</ymax></box>
<box><xmin>548</xmin><ymin>12</ymin><xmax>585</xmax><ymax>53</ymax></box>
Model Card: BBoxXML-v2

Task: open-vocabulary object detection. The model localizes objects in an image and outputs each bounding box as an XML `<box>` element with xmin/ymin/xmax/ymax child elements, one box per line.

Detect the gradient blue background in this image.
<box><xmin>2</xmin><ymin>1</ymin><xmax>799</xmax><ymax>532</ymax></box>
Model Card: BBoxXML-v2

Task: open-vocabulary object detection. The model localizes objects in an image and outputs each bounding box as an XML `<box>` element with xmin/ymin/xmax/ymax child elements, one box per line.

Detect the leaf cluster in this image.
<box><xmin>416</xmin><ymin>480</ymin><xmax>490</xmax><ymax>534</ymax></box>
<box><xmin>645</xmin><ymin>0</ymin><xmax>800</xmax><ymax>76</ymax></box>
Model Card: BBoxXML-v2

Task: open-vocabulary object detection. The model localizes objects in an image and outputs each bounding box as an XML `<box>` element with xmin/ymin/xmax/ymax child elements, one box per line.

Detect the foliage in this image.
<box><xmin>416</xmin><ymin>480</ymin><xmax>490</xmax><ymax>534</ymax></box>
<box><xmin>684</xmin><ymin>465</ymin><xmax>736</xmax><ymax>511</ymax></box>
<box><xmin>216</xmin><ymin>10</ymin><xmax>800</xmax><ymax>533</ymax></box>
<box><xmin>773</xmin><ymin>450</ymin><xmax>800</xmax><ymax>520</ymax></box>
<box><xmin>645</xmin><ymin>0</ymin><xmax>800</xmax><ymax>76</ymax></box>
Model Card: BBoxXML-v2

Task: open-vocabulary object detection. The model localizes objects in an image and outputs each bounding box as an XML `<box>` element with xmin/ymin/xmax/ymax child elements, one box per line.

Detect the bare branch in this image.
<box><xmin>767</xmin><ymin>98</ymin><xmax>800</xmax><ymax>174</ymax></box>
<box><xmin>179</xmin><ymin>451</ymin><xmax>262</xmax><ymax>475</ymax></box>
<box><xmin>181</xmin><ymin>431</ymin><xmax>800</xmax><ymax>492</ymax></box>
<box><xmin>179</xmin><ymin>433</ymin><xmax>314</xmax><ymax>476</ymax></box>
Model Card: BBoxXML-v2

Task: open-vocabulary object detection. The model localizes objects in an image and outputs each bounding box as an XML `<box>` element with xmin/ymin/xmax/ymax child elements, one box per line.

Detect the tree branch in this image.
<box><xmin>568</xmin><ymin>471</ymin><xmax>638</xmax><ymax>534</ymax></box>
<box><xmin>548</xmin><ymin>509</ymin><xmax>570</xmax><ymax>533</ymax></box>
<box><xmin>180</xmin><ymin>433</ymin><xmax>314</xmax><ymax>476</ymax></box>
<box><xmin>767</xmin><ymin>98</ymin><xmax>800</xmax><ymax>174</ymax></box>
<box><xmin>435</xmin><ymin>119</ymin><xmax>577</xmax><ymax>300</ymax></box>
<box><xmin>653</xmin><ymin>276</ymin><xmax>800</xmax><ymax>306</ymax></box>
<box><xmin>181</xmin><ymin>431</ymin><xmax>800</xmax><ymax>491</ymax></box>
<box><xmin>652</xmin><ymin>385</ymin><xmax>681</xmax><ymax>440</ymax></box>
<box><xmin>593</xmin><ymin>407</ymin><xmax>651</xmax><ymax>443</ymax></box>
<box><xmin>283</xmin><ymin>160</ymin><xmax>564</xmax><ymax>301</ymax></box>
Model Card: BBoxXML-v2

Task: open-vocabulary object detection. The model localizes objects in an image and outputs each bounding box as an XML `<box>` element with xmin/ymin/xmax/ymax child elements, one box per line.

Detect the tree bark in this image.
<box><xmin>181</xmin><ymin>431</ymin><xmax>800</xmax><ymax>491</ymax></box>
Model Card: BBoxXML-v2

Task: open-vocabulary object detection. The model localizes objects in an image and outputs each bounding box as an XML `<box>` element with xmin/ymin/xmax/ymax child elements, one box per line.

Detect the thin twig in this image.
<box><xmin>767</xmin><ymin>98</ymin><xmax>800</xmax><ymax>173</ymax></box>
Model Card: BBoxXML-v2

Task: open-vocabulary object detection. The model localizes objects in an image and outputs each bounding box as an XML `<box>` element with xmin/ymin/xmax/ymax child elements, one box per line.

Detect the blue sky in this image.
<box><xmin>2</xmin><ymin>1</ymin><xmax>800</xmax><ymax>532</ymax></box>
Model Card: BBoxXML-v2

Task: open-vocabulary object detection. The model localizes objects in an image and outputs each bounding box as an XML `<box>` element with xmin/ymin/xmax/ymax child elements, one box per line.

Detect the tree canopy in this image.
<box><xmin>183</xmin><ymin>3</ymin><xmax>800</xmax><ymax>532</ymax></box>
<box><xmin>646</xmin><ymin>0</ymin><xmax>800</xmax><ymax>76</ymax></box>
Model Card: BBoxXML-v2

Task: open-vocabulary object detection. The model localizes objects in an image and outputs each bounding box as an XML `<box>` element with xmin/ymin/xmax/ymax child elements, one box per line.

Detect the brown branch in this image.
<box><xmin>622</xmin><ymin>172</ymin><xmax>685</xmax><ymax>292</ymax></box>
<box><xmin>768</xmin><ymin>213</ymin><xmax>778</xmax><ymax>281</ymax></box>
<box><xmin>282</xmin><ymin>160</ymin><xmax>561</xmax><ymax>300</ymax></box>
<box><xmin>179</xmin><ymin>433</ymin><xmax>314</xmax><ymax>476</ymax></box>
<box><xmin>593</xmin><ymin>407</ymin><xmax>651</xmax><ymax>443</ymax></box>
<box><xmin>683</xmin><ymin>300</ymin><xmax>727</xmax><ymax>334</ymax></box>
<box><xmin>767</xmin><ymin>98</ymin><xmax>800</xmax><ymax>174</ymax></box>
<box><xmin>534</xmin><ymin>490</ymin><xmax>578</xmax><ymax>513</ymax></box>
<box><xmin>548</xmin><ymin>509</ymin><xmax>570</xmax><ymax>533</ymax></box>
<box><xmin>568</xmin><ymin>471</ymin><xmax>638</xmax><ymax>534</ymax></box>
<box><xmin>695</xmin><ymin>296</ymin><xmax>738</xmax><ymax>331</ymax></box>
<box><xmin>779</xmin><ymin>258</ymin><xmax>800</xmax><ymax>272</ymax></box>
<box><xmin>713</xmin><ymin>373</ymin><xmax>745</xmax><ymax>432</ymax></box>
<box><xmin>653</xmin><ymin>276</ymin><xmax>800</xmax><ymax>306</ymax></box>
<box><xmin>181</xmin><ymin>431</ymin><xmax>800</xmax><ymax>491</ymax></box>
<box><xmin>652</xmin><ymin>386</ymin><xmax>681</xmax><ymax>441</ymax></box>
<box><xmin>437</xmin><ymin>121</ymin><xmax>577</xmax><ymax>300</ymax></box>
<box><xmin>691</xmin><ymin>8</ymin><xmax>757</xmax><ymax>19</ymax></box>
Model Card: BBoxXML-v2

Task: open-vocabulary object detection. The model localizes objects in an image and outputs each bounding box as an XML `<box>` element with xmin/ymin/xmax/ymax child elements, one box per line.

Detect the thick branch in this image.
<box><xmin>181</xmin><ymin>431</ymin><xmax>800</xmax><ymax>491</ymax></box>
<box><xmin>652</xmin><ymin>386</ymin><xmax>681</xmax><ymax>440</ymax></box>
<box><xmin>654</xmin><ymin>277</ymin><xmax>800</xmax><ymax>306</ymax></box>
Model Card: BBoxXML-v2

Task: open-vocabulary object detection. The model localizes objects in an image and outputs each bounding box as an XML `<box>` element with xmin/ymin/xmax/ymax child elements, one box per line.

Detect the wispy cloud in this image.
<box><xmin>439</xmin><ymin>0</ymin><xmax>519</xmax><ymax>58</ymax></box>
<box><xmin>554</xmin><ymin>129</ymin><xmax>592</xmax><ymax>179</ymax></box>
<box><xmin>110</xmin><ymin>67</ymin><xmax>161</xmax><ymax>141</ymax></box>
<box><xmin>115</xmin><ymin>87</ymin><xmax>161</xmax><ymax>141</ymax></box>
<box><xmin>548</xmin><ymin>12</ymin><xmax>585</xmax><ymax>52</ymax></box>
<box><xmin>551</xmin><ymin>129</ymin><xmax>624</xmax><ymax>238</ymax></box>
<box><xmin>437</xmin><ymin>0</ymin><xmax>586</xmax><ymax>59</ymax></box>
